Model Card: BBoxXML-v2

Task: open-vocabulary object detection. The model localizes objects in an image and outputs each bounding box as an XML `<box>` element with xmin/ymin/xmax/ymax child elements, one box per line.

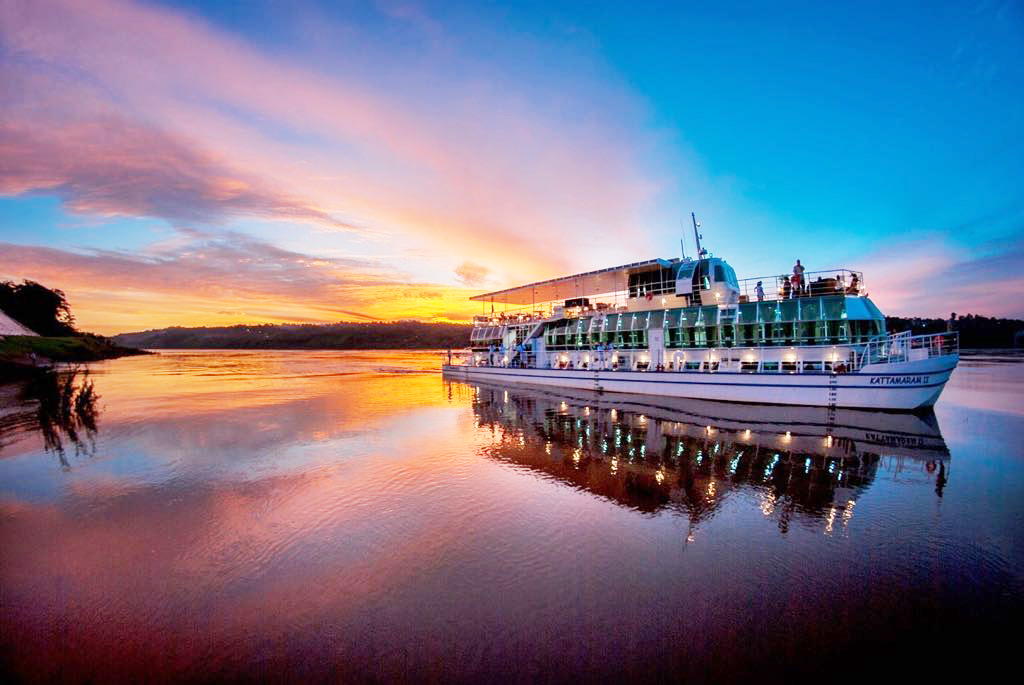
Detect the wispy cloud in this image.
<box><xmin>0</xmin><ymin>111</ymin><xmax>359</xmax><ymax>231</ymax></box>
<box><xmin>453</xmin><ymin>261</ymin><xmax>490</xmax><ymax>287</ymax></box>
<box><xmin>858</xmin><ymin>237</ymin><xmax>1024</xmax><ymax>319</ymax></box>
<box><xmin>0</xmin><ymin>0</ymin><xmax>663</xmax><ymax>284</ymax></box>
<box><xmin>0</xmin><ymin>230</ymin><xmax>481</xmax><ymax>333</ymax></box>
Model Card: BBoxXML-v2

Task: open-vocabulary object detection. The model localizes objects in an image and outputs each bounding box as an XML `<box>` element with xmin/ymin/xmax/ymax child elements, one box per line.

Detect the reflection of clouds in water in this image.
<box><xmin>0</xmin><ymin>351</ymin><xmax>1020</xmax><ymax>684</ymax></box>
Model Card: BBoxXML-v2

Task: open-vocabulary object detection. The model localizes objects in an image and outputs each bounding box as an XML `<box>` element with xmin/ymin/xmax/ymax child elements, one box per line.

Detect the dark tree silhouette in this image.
<box><xmin>0</xmin><ymin>280</ymin><xmax>77</xmax><ymax>336</ymax></box>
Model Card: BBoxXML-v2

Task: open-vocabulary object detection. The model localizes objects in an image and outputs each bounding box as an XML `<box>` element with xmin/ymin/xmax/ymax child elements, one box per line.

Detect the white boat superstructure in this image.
<box><xmin>443</xmin><ymin>222</ymin><xmax>958</xmax><ymax>410</ymax></box>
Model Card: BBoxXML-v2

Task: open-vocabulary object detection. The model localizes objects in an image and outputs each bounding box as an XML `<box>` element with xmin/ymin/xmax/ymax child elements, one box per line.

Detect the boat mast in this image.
<box><xmin>691</xmin><ymin>212</ymin><xmax>706</xmax><ymax>259</ymax></box>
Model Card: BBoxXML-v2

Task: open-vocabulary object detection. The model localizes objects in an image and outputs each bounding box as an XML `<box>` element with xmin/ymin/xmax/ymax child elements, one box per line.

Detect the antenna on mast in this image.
<box><xmin>691</xmin><ymin>212</ymin><xmax>707</xmax><ymax>259</ymax></box>
<box><xmin>678</xmin><ymin>218</ymin><xmax>688</xmax><ymax>259</ymax></box>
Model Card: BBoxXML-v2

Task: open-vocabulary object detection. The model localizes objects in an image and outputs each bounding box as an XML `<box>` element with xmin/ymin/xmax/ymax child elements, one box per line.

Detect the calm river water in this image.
<box><xmin>1</xmin><ymin>349</ymin><xmax>1022</xmax><ymax>682</ymax></box>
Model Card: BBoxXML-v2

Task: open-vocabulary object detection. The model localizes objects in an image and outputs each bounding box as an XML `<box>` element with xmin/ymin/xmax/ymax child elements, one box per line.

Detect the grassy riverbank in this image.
<box><xmin>0</xmin><ymin>335</ymin><xmax>147</xmax><ymax>379</ymax></box>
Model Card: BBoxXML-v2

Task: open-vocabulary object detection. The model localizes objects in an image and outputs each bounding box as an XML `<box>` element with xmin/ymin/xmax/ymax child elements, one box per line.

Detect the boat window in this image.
<box><xmin>714</xmin><ymin>264</ymin><xmax>725</xmax><ymax>283</ymax></box>
<box><xmin>781</xmin><ymin>361</ymin><xmax>798</xmax><ymax>374</ymax></box>
<box><xmin>725</xmin><ymin>264</ymin><xmax>739</xmax><ymax>288</ymax></box>
<box><xmin>740</xmin><ymin>361</ymin><xmax>758</xmax><ymax>373</ymax></box>
<box><xmin>800</xmin><ymin>298</ymin><xmax>821</xmax><ymax>321</ymax></box>
<box><xmin>685</xmin><ymin>361</ymin><xmax>701</xmax><ymax>370</ymax></box>
<box><xmin>692</xmin><ymin>261</ymin><xmax>711</xmax><ymax>291</ymax></box>
<box><xmin>762</xmin><ymin>362</ymin><xmax>780</xmax><ymax>372</ymax></box>
<box><xmin>803</xmin><ymin>361</ymin><xmax>823</xmax><ymax>372</ymax></box>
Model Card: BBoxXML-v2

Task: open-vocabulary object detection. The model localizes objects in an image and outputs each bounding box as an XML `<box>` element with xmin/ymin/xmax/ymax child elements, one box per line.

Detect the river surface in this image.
<box><xmin>1</xmin><ymin>349</ymin><xmax>1022</xmax><ymax>682</ymax></box>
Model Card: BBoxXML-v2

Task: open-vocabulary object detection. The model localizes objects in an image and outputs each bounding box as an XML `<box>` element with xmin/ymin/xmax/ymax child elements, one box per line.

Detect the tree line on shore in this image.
<box><xmin>3</xmin><ymin>279</ymin><xmax>1022</xmax><ymax>350</ymax></box>
<box><xmin>112</xmin><ymin>321</ymin><xmax>474</xmax><ymax>350</ymax></box>
<box><xmin>885</xmin><ymin>314</ymin><xmax>1024</xmax><ymax>349</ymax></box>
<box><xmin>117</xmin><ymin>315</ymin><xmax>1024</xmax><ymax>350</ymax></box>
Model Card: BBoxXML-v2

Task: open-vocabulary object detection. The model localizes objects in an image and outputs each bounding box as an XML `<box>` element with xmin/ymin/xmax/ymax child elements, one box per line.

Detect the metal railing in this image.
<box><xmin>737</xmin><ymin>269</ymin><xmax>864</xmax><ymax>303</ymax></box>
<box><xmin>856</xmin><ymin>330</ymin><xmax>958</xmax><ymax>369</ymax></box>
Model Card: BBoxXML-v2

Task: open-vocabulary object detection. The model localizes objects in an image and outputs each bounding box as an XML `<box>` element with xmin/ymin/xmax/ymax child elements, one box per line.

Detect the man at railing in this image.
<box><xmin>792</xmin><ymin>260</ymin><xmax>806</xmax><ymax>296</ymax></box>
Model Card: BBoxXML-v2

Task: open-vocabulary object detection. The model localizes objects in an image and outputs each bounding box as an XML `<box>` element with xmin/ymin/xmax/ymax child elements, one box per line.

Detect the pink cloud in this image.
<box><xmin>856</xmin><ymin>239</ymin><xmax>1024</xmax><ymax>319</ymax></box>
<box><xmin>0</xmin><ymin>0</ymin><xmax>664</xmax><ymax>286</ymax></box>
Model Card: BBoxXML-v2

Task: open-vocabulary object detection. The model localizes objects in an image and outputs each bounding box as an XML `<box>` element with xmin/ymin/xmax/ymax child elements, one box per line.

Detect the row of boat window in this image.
<box><xmin>544</xmin><ymin>319</ymin><xmax>884</xmax><ymax>350</ymax></box>
<box><xmin>472</xmin><ymin>296</ymin><xmax>871</xmax><ymax>344</ymax></box>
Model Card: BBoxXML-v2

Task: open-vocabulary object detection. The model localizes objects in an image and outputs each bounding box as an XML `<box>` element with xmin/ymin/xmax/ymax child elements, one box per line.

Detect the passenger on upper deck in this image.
<box><xmin>792</xmin><ymin>259</ymin><xmax>805</xmax><ymax>296</ymax></box>
<box><xmin>782</xmin><ymin>275</ymin><xmax>792</xmax><ymax>299</ymax></box>
<box><xmin>755</xmin><ymin>281</ymin><xmax>765</xmax><ymax>301</ymax></box>
<box><xmin>848</xmin><ymin>273</ymin><xmax>859</xmax><ymax>294</ymax></box>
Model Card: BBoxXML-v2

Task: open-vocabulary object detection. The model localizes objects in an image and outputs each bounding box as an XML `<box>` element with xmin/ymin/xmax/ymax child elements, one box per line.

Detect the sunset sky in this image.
<box><xmin>2</xmin><ymin>0</ymin><xmax>1022</xmax><ymax>334</ymax></box>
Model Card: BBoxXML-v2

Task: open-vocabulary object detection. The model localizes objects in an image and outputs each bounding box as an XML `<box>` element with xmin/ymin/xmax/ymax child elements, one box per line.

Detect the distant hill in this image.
<box><xmin>112</xmin><ymin>321</ymin><xmax>474</xmax><ymax>350</ymax></box>
<box><xmin>110</xmin><ymin>314</ymin><xmax>1023</xmax><ymax>351</ymax></box>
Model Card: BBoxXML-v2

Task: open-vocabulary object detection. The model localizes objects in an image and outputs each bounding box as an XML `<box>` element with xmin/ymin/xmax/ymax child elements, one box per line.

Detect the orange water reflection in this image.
<box><xmin>0</xmin><ymin>350</ymin><xmax>1021</xmax><ymax>682</ymax></box>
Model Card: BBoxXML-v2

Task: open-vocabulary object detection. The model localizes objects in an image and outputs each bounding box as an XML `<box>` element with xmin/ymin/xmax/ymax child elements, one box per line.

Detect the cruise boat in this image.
<box><xmin>442</xmin><ymin>218</ymin><xmax>959</xmax><ymax>410</ymax></box>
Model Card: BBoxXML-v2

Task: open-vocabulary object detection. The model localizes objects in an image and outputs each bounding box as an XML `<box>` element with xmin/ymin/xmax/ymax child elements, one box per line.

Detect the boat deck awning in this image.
<box><xmin>471</xmin><ymin>258</ymin><xmax>676</xmax><ymax>305</ymax></box>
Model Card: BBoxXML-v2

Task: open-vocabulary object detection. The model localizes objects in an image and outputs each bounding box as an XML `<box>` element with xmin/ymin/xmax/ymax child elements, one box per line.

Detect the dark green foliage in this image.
<box><xmin>113</xmin><ymin>321</ymin><xmax>474</xmax><ymax>350</ymax></box>
<box><xmin>0</xmin><ymin>335</ymin><xmax>148</xmax><ymax>379</ymax></box>
<box><xmin>0</xmin><ymin>280</ymin><xmax>77</xmax><ymax>336</ymax></box>
<box><xmin>886</xmin><ymin>314</ymin><xmax>1024</xmax><ymax>348</ymax></box>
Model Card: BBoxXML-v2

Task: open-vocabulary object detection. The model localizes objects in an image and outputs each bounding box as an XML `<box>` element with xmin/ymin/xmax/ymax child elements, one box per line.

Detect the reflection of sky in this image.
<box><xmin>0</xmin><ymin>351</ymin><xmax>1022</xmax><ymax>681</ymax></box>
<box><xmin>1</xmin><ymin>1</ymin><xmax>1022</xmax><ymax>332</ymax></box>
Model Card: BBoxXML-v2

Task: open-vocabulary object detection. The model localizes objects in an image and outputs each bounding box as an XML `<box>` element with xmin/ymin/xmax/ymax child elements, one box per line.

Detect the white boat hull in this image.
<box><xmin>442</xmin><ymin>354</ymin><xmax>957</xmax><ymax>410</ymax></box>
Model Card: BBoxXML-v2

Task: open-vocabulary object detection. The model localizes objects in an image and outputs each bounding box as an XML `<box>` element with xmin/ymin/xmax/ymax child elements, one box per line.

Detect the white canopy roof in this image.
<box><xmin>471</xmin><ymin>258</ymin><xmax>678</xmax><ymax>306</ymax></box>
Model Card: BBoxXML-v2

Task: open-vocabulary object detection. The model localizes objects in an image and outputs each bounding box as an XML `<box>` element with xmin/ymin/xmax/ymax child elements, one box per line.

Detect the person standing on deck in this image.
<box><xmin>782</xmin><ymin>276</ymin><xmax>792</xmax><ymax>300</ymax></box>
<box><xmin>792</xmin><ymin>260</ymin><xmax>805</xmax><ymax>296</ymax></box>
<box><xmin>755</xmin><ymin>281</ymin><xmax>765</xmax><ymax>301</ymax></box>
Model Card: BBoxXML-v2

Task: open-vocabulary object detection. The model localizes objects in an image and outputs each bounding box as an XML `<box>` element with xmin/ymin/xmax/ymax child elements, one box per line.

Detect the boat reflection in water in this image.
<box><xmin>463</xmin><ymin>381</ymin><xmax>949</xmax><ymax>536</ymax></box>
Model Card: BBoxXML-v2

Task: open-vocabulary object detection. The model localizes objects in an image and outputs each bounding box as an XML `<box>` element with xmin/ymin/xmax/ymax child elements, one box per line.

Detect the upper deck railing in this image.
<box><xmin>737</xmin><ymin>269</ymin><xmax>864</xmax><ymax>303</ymax></box>
<box><xmin>471</xmin><ymin>267</ymin><xmax>868</xmax><ymax>332</ymax></box>
<box><xmin>856</xmin><ymin>330</ymin><xmax>958</xmax><ymax>369</ymax></box>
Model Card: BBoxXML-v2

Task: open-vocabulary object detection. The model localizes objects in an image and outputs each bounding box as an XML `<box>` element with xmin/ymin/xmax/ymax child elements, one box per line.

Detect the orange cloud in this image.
<box><xmin>0</xmin><ymin>234</ymin><xmax>482</xmax><ymax>333</ymax></box>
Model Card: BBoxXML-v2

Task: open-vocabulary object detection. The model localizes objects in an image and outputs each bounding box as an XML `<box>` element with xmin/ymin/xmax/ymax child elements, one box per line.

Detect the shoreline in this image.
<box><xmin>0</xmin><ymin>335</ymin><xmax>149</xmax><ymax>381</ymax></box>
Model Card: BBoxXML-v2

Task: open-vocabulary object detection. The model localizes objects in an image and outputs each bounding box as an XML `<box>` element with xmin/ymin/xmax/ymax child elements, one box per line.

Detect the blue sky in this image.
<box><xmin>1</xmin><ymin>0</ymin><xmax>1021</xmax><ymax>332</ymax></box>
